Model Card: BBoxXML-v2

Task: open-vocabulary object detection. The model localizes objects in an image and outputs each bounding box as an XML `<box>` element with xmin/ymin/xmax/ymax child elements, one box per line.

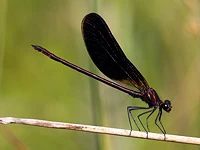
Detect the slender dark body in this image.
<box><xmin>32</xmin><ymin>13</ymin><xmax>172</xmax><ymax>135</ymax></box>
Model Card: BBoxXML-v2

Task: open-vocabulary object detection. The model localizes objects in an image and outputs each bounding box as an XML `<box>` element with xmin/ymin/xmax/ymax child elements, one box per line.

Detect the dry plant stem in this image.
<box><xmin>0</xmin><ymin>117</ymin><xmax>199</xmax><ymax>145</ymax></box>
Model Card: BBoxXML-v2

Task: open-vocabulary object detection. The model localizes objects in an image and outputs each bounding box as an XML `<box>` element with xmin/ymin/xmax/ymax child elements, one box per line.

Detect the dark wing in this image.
<box><xmin>81</xmin><ymin>13</ymin><xmax>149</xmax><ymax>91</ymax></box>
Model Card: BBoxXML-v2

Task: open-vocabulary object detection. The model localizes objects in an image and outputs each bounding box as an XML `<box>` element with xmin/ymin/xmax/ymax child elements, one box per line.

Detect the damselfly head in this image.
<box><xmin>161</xmin><ymin>100</ymin><xmax>172</xmax><ymax>112</ymax></box>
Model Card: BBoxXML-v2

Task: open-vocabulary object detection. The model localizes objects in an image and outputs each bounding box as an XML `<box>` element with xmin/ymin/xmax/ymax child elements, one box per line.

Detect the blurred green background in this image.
<box><xmin>0</xmin><ymin>0</ymin><xmax>200</xmax><ymax>149</ymax></box>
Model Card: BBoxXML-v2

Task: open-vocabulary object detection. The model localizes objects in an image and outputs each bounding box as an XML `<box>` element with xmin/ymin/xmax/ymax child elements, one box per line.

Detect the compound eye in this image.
<box><xmin>162</xmin><ymin>100</ymin><xmax>172</xmax><ymax>112</ymax></box>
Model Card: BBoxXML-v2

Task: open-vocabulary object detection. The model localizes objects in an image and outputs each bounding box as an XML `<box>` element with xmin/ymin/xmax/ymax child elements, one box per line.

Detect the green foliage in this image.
<box><xmin>0</xmin><ymin>0</ymin><xmax>199</xmax><ymax>149</ymax></box>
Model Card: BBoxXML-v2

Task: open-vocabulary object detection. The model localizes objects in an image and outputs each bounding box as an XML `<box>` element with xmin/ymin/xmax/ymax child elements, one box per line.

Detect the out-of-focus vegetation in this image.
<box><xmin>0</xmin><ymin>0</ymin><xmax>199</xmax><ymax>149</ymax></box>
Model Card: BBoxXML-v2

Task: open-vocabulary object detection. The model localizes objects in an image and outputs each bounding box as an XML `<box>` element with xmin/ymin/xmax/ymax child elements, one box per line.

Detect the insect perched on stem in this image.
<box><xmin>32</xmin><ymin>13</ymin><xmax>172</xmax><ymax>136</ymax></box>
